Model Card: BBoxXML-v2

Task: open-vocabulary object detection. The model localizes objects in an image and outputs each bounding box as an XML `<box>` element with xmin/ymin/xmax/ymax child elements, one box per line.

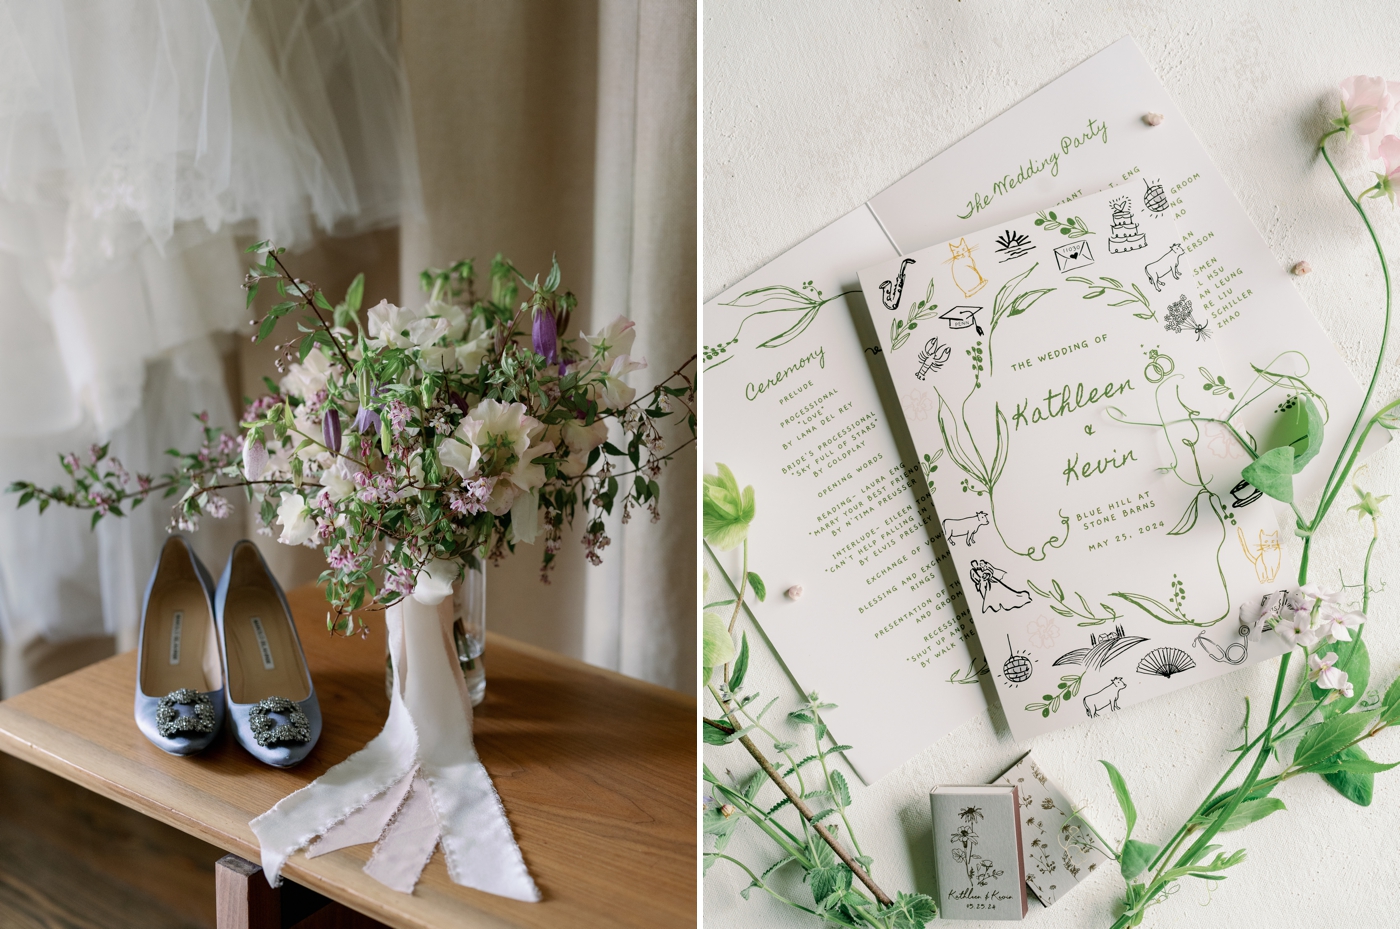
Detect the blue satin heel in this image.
<box><xmin>134</xmin><ymin>536</ymin><xmax>225</xmax><ymax>755</ymax></box>
<box><xmin>215</xmin><ymin>540</ymin><xmax>321</xmax><ymax>767</ymax></box>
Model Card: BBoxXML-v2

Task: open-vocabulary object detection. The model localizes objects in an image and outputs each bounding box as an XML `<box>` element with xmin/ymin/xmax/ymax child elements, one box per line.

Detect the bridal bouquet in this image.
<box><xmin>9</xmin><ymin>244</ymin><xmax>695</xmax><ymax>629</ymax></box>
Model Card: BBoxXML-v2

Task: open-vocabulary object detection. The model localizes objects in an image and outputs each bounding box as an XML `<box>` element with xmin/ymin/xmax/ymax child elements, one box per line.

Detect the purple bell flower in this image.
<box><xmin>322</xmin><ymin>407</ymin><xmax>342</xmax><ymax>453</ymax></box>
<box><xmin>532</xmin><ymin>309</ymin><xmax>559</xmax><ymax>364</ymax></box>
<box><xmin>353</xmin><ymin>405</ymin><xmax>381</xmax><ymax>435</ymax></box>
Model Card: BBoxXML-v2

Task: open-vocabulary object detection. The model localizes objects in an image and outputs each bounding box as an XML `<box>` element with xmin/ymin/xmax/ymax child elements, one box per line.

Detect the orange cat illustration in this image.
<box><xmin>1238</xmin><ymin>527</ymin><xmax>1282</xmax><ymax>583</ymax></box>
<box><xmin>945</xmin><ymin>237</ymin><xmax>988</xmax><ymax>298</ymax></box>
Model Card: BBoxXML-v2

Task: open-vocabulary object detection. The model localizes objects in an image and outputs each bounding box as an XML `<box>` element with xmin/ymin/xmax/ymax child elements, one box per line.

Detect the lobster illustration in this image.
<box><xmin>916</xmin><ymin>336</ymin><xmax>952</xmax><ymax>380</ymax></box>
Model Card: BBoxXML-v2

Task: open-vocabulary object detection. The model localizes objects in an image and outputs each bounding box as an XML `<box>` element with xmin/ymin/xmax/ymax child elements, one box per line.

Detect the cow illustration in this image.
<box><xmin>1083</xmin><ymin>677</ymin><xmax>1126</xmax><ymax>718</ymax></box>
<box><xmin>942</xmin><ymin>512</ymin><xmax>989</xmax><ymax>546</ymax></box>
<box><xmin>1144</xmin><ymin>243</ymin><xmax>1185</xmax><ymax>292</ymax></box>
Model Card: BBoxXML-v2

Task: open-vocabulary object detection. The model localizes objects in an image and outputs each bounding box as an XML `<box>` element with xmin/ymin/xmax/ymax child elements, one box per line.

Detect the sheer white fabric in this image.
<box><xmin>0</xmin><ymin>0</ymin><xmax>422</xmax><ymax>679</ymax></box>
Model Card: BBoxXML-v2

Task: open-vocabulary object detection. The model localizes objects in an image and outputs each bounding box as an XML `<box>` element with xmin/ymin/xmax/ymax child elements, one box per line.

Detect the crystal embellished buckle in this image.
<box><xmin>156</xmin><ymin>688</ymin><xmax>216</xmax><ymax>738</ymax></box>
<box><xmin>249</xmin><ymin>696</ymin><xmax>311</xmax><ymax>747</ymax></box>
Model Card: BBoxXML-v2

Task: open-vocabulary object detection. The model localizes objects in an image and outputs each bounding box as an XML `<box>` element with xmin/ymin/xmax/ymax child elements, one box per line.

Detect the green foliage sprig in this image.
<box><xmin>702</xmin><ymin>465</ymin><xmax>936</xmax><ymax>928</ymax></box>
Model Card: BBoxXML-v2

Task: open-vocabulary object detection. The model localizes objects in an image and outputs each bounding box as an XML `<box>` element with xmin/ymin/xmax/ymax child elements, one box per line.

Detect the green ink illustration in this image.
<box><xmin>1024</xmin><ymin>672</ymin><xmax>1086</xmax><ymax>717</ymax></box>
<box><xmin>705</xmin><ymin>280</ymin><xmax>858</xmax><ymax>371</ymax></box>
<box><xmin>1064</xmin><ymin>274</ymin><xmax>1155</xmax><ymax>321</ymax></box>
<box><xmin>947</xmin><ymin>654</ymin><xmax>990</xmax><ymax>685</ymax></box>
<box><xmin>891</xmin><ymin>277</ymin><xmax>939</xmax><ymax>351</ymax></box>
<box><xmin>1027</xmin><ymin>578</ymin><xmax>1123</xmax><ymax>628</ymax></box>
<box><xmin>1199</xmin><ymin>366</ymin><xmax>1235</xmax><ymax>399</ymax></box>
<box><xmin>1033</xmin><ymin>209</ymin><xmax>1092</xmax><ymax>239</ymax></box>
<box><xmin>986</xmin><ymin>262</ymin><xmax>1055</xmax><ymax>375</ymax></box>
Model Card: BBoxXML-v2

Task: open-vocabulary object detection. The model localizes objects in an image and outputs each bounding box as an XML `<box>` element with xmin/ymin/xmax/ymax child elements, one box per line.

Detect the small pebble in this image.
<box><xmin>1143</xmin><ymin>112</ymin><xmax>1164</xmax><ymax>127</ymax></box>
<box><xmin>1292</xmin><ymin>260</ymin><xmax>1312</xmax><ymax>276</ymax></box>
<box><xmin>786</xmin><ymin>585</ymin><xmax>804</xmax><ymax>601</ymax></box>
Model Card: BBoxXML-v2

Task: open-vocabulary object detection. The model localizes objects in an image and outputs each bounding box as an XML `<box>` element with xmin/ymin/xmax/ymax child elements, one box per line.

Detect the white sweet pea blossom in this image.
<box><xmin>366</xmin><ymin>299</ymin><xmax>424</xmax><ymax>349</ymax></box>
<box><xmin>1277</xmin><ymin>608</ymin><xmax>1321</xmax><ymax>649</ymax></box>
<box><xmin>428</xmin><ymin>300</ymin><xmax>469</xmax><ymax>341</ymax></box>
<box><xmin>407</xmin><ymin>315</ymin><xmax>450</xmax><ymax>348</ymax></box>
<box><xmin>558</xmin><ymin>419</ymin><xmax>609</xmax><ymax>477</ymax></box>
<box><xmin>1297</xmin><ymin>583</ymin><xmax>1342</xmax><ymax>611</ymax></box>
<box><xmin>597</xmin><ymin>354</ymin><xmax>648</xmax><ymax>408</ymax></box>
<box><xmin>1317</xmin><ymin>664</ymin><xmax>1353</xmax><ymax>699</ymax></box>
<box><xmin>280</xmin><ymin>346</ymin><xmax>335</xmax><ymax>400</ymax></box>
<box><xmin>320</xmin><ymin>458</ymin><xmax>358</xmax><ymax>502</ymax></box>
<box><xmin>1308</xmin><ymin>651</ymin><xmax>1340</xmax><ymax>682</ymax></box>
<box><xmin>583</xmin><ymin>315</ymin><xmax>638</xmax><ymax>363</ymax></box>
<box><xmin>438</xmin><ymin>422</ymin><xmax>483</xmax><ymax>479</ymax></box>
<box><xmin>456</xmin><ymin>326</ymin><xmax>494</xmax><ymax>373</ymax></box>
<box><xmin>412</xmin><ymin>559</ymin><xmax>458</xmax><ymax>606</ymax></box>
<box><xmin>276</xmin><ymin>492</ymin><xmax>317</xmax><ymax>546</ymax></box>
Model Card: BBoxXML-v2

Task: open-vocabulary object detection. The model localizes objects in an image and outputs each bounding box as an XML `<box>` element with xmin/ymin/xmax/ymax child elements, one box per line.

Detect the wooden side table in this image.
<box><xmin>0</xmin><ymin>585</ymin><xmax>696</xmax><ymax>929</ymax></box>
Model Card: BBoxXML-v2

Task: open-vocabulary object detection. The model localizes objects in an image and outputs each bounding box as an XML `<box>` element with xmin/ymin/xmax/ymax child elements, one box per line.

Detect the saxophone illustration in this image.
<box><xmin>879</xmin><ymin>258</ymin><xmax>916</xmax><ymax>311</ymax></box>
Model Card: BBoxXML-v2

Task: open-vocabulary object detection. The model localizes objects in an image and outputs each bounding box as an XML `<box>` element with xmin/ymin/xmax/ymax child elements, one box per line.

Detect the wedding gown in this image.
<box><xmin>0</xmin><ymin>0</ymin><xmax>422</xmax><ymax>691</ymax></box>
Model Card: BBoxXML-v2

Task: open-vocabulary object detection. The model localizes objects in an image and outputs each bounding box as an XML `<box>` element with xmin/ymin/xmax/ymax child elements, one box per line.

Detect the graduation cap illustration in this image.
<box><xmin>939</xmin><ymin>305</ymin><xmax>984</xmax><ymax>336</ymax></box>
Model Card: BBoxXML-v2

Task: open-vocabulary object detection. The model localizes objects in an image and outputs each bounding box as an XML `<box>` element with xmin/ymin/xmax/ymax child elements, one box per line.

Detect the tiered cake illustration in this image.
<box><xmin>1106</xmin><ymin>196</ymin><xmax>1147</xmax><ymax>253</ymax></box>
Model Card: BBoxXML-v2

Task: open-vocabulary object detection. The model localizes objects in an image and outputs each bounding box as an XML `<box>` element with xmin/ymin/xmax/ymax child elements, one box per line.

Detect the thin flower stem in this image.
<box><xmin>1311</xmin><ymin>138</ymin><xmax>1392</xmax><ymax>528</ymax></box>
<box><xmin>268</xmin><ymin>252</ymin><xmax>359</xmax><ymax>374</ymax></box>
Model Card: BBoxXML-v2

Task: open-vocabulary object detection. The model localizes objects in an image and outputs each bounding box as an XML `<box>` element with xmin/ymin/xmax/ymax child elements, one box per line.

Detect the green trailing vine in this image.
<box><xmin>1034</xmin><ymin>209</ymin><xmax>1092</xmax><ymax>238</ymax></box>
<box><xmin>1065</xmin><ymin>274</ymin><xmax>1155</xmax><ymax>321</ymax></box>
<box><xmin>1028</xmin><ymin>578</ymin><xmax>1123</xmax><ymax>627</ymax></box>
<box><xmin>890</xmin><ymin>277</ymin><xmax>939</xmax><ymax>351</ymax></box>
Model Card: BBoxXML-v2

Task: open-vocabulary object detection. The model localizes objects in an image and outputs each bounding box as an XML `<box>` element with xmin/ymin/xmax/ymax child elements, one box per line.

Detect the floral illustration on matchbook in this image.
<box><xmin>858</xmin><ymin>184</ymin><xmax>1289</xmax><ymax>740</ymax></box>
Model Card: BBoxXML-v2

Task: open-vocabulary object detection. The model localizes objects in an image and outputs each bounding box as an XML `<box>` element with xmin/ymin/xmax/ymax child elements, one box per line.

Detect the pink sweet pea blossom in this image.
<box><xmin>1340</xmin><ymin>75</ymin><xmax>1400</xmax><ymax>158</ymax></box>
<box><xmin>1375</xmin><ymin>135</ymin><xmax>1400</xmax><ymax>203</ymax></box>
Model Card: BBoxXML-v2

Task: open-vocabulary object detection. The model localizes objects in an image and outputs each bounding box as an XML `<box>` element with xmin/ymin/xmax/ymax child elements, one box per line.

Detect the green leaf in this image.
<box><xmin>1240</xmin><ymin>445</ymin><xmax>1295</xmax><ymax>503</ymax></box>
<box><xmin>1320</xmin><ymin>746</ymin><xmax>1388</xmax><ymax>806</ymax></box>
<box><xmin>313</xmin><ymin>289</ymin><xmax>333</xmax><ymax>311</ymax></box>
<box><xmin>1293</xmin><ymin>710</ymin><xmax>1376</xmax><ymax>769</ymax></box>
<box><xmin>831</xmin><ymin>769</ymin><xmax>852</xmax><ymax>808</ymax></box>
<box><xmin>747</xmin><ymin>571</ymin><xmax>767</xmax><ymax>602</ymax></box>
<box><xmin>886</xmin><ymin>891</ymin><xmax>937</xmax><ymax>929</ymax></box>
<box><xmin>728</xmin><ymin>633</ymin><xmax>750</xmax><ymax>692</ymax></box>
<box><xmin>702</xmin><ymin>718</ymin><xmax>733</xmax><ymax>745</ymax></box>
<box><xmin>1100</xmin><ymin>760</ymin><xmax>1137</xmax><ymax>840</ymax></box>
<box><xmin>703</xmin><ymin>463</ymin><xmax>756</xmax><ymax>551</ymax></box>
<box><xmin>1380</xmin><ymin>676</ymin><xmax>1400</xmax><ymax>726</ymax></box>
<box><xmin>1310</xmin><ymin>744</ymin><xmax>1400</xmax><ymax>775</ymax></box>
<box><xmin>1119</xmin><ymin>838</ymin><xmax>1159</xmax><ymax>880</ymax></box>
<box><xmin>1216</xmin><ymin>797</ymin><xmax>1285</xmax><ymax>831</ymax></box>
<box><xmin>1167</xmin><ymin>490</ymin><xmax>1203</xmax><ymax>535</ymax></box>
<box><xmin>344</xmin><ymin>272</ymin><xmax>365</xmax><ymax>313</ymax></box>
<box><xmin>702</xmin><ymin>612</ymin><xmax>735</xmax><ymax>682</ymax></box>
<box><xmin>1291</xmin><ymin>394</ymin><xmax>1325</xmax><ymax>471</ymax></box>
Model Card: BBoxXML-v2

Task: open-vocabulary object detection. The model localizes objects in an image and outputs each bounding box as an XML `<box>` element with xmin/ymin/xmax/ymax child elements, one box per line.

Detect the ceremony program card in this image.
<box><xmin>704</xmin><ymin>36</ymin><xmax>1368</xmax><ymax>780</ymax></box>
<box><xmin>859</xmin><ymin>186</ymin><xmax>1286</xmax><ymax>740</ymax></box>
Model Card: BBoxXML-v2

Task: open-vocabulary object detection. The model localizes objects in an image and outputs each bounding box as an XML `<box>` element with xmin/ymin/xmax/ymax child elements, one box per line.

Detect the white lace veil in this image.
<box><xmin>0</xmin><ymin>0</ymin><xmax>422</xmax><ymax>687</ymax></box>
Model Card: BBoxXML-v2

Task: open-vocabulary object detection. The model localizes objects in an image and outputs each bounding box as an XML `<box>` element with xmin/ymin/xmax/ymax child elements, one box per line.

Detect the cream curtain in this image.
<box><xmin>399</xmin><ymin>0</ymin><xmax>696</xmax><ymax>691</ymax></box>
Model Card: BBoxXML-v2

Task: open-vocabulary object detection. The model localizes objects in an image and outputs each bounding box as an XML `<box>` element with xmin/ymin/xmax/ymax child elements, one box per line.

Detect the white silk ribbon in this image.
<box><xmin>249</xmin><ymin>596</ymin><xmax>539</xmax><ymax>900</ymax></box>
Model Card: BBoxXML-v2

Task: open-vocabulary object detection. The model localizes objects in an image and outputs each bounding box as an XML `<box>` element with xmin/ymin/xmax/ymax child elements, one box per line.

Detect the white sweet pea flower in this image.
<box><xmin>558</xmin><ymin>418</ymin><xmax>609</xmax><ymax>477</ymax></box>
<box><xmin>455</xmin><ymin>319</ymin><xmax>493</xmax><ymax>373</ymax></box>
<box><xmin>412</xmin><ymin>559</ymin><xmax>459</xmax><ymax>606</ymax></box>
<box><xmin>1297</xmin><ymin>583</ymin><xmax>1341</xmax><ymax>611</ymax></box>
<box><xmin>1327</xmin><ymin>609</ymin><xmax>1366</xmax><ymax>643</ymax></box>
<box><xmin>1308</xmin><ymin>651</ymin><xmax>1340</xmax><ymax>682</ymax></box>
<box><xmin>583</xmin><ymin>315</ymin><xmax>637</xmax><ymax>363</ymax></box>
<box><xmin>407</xmin><ymin>315</ymin><xmax>450</xmax><ymax>348</ymax></box>
<box><xmin>366</xmin><ymin>299</ymin><xmax>424</xmax><ymax>349</ymax></box>
<box><xmin>420</xmin><ymin>345</ymin><xmax>458</xmax><ymax>372</ymax></box>
<box><xmin>320</xmin><ymin>458</ymin><xmax>358</xmax><ymax>502</ymax></box>
<box><xmin>1317</xmin><ymin>664</ymin><xmax>1352</xmax><ymax>698</ymax></box>
<box><xmin>1276</xmin><ymin>609</ymin><xmax>1320</xmax><ymax>649</ymax></box>
<box><xmin>427</xmin><ymin>300</ymin><xmax>469</xmax><ymax>341</ymax></box>
<box><xmin>276</xmin><ymin>492</ymin><xmax>317</xmax><ymax>546</ymax></box>
<box><xmin>487</xmin><ymin>438</ymin><xmax>554</xmax><ymax>515</ymax></box>
<box><xmin>438</xmin><ymin>422</ymin><xmax>483</xmax><ymax>479</ymax></box>
<box><xmin>597</xmin><ymin>354</ymin><xmax>648</xmax><ymax>408</ymax></box>
<box><xmin>280</xmin><ymin>346</ymin><xmax>335</xmax><ymax>400</ymax></box>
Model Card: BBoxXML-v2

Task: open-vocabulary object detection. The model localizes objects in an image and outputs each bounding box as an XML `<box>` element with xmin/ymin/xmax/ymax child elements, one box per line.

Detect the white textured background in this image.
<box><xmin>703</xmin><ymin>2</ymin><xmax>1400</xmax><ymax>927</ymax></box>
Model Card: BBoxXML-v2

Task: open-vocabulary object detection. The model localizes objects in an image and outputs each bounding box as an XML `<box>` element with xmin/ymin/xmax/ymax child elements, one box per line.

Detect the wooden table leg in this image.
<box><xmin>216</xmin><ymin>855</ymin><xmax>280</xmax><ymax>929</ymax></box>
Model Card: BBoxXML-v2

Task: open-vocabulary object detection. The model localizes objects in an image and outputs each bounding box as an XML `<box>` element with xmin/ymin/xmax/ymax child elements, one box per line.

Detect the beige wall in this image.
<box><xmin>399</xmin><ymin>1</ymin><xmax>604</xmax><ymax>658</ymax></box>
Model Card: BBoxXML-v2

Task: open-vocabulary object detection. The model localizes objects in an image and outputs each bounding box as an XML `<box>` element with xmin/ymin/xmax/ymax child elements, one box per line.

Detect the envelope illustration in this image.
<box><xmin>1053</xmin><ymin>240</ymin><xmax>1094</xmax><ymax>272</ymax></box>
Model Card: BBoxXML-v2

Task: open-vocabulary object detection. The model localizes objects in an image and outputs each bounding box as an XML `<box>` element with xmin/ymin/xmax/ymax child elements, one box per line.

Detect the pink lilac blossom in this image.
<box><xmin>448</xmin><ymin>478</ymin><xmax>495</xmax><ymax>515</ymax></box>
<box><xmin>387</xmin><ymin>399</ymin><xmax>412</xmax><ymax>434</ymax></box>
<box><xmin>202</xmin><ymin>493</ymin><xmax>232</xmax><ymax>519</ymax></box>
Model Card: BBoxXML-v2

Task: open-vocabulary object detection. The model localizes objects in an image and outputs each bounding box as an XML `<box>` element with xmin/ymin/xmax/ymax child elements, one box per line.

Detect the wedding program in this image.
<box><xmin>704</xmin><ymin>36</ymin><xmax>1368</xmax><ymax>780</ymax></box>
